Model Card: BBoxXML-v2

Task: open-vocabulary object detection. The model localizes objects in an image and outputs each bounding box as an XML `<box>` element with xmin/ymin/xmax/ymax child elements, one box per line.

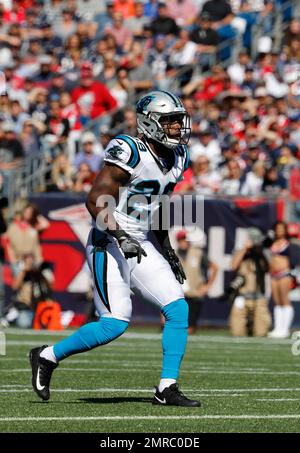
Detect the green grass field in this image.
<box><xmin>1</xmin><ymin>326</ymin><xmax>300</xmax><ymax>433</ymax></box>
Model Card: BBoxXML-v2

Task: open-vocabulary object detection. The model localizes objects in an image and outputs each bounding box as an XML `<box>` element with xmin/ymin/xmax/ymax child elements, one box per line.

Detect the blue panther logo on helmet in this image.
<box><xmin>136</xmin><ymin>95</ymin><xmax>155</xmax><ymax>114</ymax></box>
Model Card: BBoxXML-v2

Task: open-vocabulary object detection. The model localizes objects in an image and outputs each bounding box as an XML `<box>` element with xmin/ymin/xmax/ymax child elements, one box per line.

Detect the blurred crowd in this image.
<box><xmin>0</xmin><ymin>0</ymin><xmax>299</xmax><ymax>209</ymax></box>
<box><xmin>176</xmin><ymin>222</ymin><xmax>300</xmax><ymax>338</ymax></box>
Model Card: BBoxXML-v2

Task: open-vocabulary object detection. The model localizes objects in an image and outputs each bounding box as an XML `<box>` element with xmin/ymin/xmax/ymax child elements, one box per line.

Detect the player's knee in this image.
<box><xmin>162</xmin><ymin>298</ymin><xmax>189</xmax><ymax>328</ymax></box>
<box><xmin>99</xmin><ymin>317</ymin><xmax>129</xmax><ymax>343</ymax></box>
<box><xmin>72</xmin><ymin>317</ymin><xmax>128</xmax><ymax>350</ymax></box>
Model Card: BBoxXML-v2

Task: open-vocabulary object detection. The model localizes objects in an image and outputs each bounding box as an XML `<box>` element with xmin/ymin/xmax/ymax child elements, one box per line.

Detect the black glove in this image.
<box><xmin>118</xmin><ymin>235</ymin><xmax>147</xmax><ymax>263</ymax></box>
<box><xmin>163</xmin><ymin>246</ymin><xmax>186</xmax><ymax>284</ymax></box>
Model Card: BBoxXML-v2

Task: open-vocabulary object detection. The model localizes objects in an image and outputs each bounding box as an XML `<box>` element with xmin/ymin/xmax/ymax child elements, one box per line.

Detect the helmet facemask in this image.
<box><xmin>158</xmin><ymin>112</ymin><xmax>191</xmax><ymax>149</ymax></box>
<box><xmin>138</xmin><ymin>111</ymin><xmax>191</xmax><ymax>149</ymax></box>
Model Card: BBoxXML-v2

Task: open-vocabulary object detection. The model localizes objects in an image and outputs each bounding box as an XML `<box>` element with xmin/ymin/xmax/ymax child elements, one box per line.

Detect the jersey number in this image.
<box><xmin>121</xmin><ymin>180</ymin><xmax>176</xmax><ymax>219</ymax></box>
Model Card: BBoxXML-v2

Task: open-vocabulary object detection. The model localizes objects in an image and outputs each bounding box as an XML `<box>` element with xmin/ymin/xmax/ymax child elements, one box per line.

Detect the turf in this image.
<box><xmin>0</xmin><ymin>327</ymin><xmax>300</xmax><ymax>433</ymax></box>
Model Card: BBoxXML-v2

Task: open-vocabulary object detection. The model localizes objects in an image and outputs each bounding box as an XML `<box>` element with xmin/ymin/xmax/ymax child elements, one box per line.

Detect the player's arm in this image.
<box><xmin>198</xmin><ymin>259</ymin><xmax>218</xmax><ymax>297</ymax></box>
<box><xmin>86</xmin><ymin>163</ymin><xmax>147</xmax><ymax>263</ymax></box>
<box><xmin>207</xmin><ymin>261</ymin><xmax>218</xmax><ymax>287</ymax></box>
<box><xmin>231</xmin><ymin>241</ymin><xmax>252</xmax><ymax>271</ymax></box>
<box><xmin>86</xmin><ymin>163</ymin><xmax>129</xmax><ymax>228</ymax></box>
<box><xmin>152</xmin><ymin>206</ymin><xmax>186</xmax><ymax>284</ymax></box>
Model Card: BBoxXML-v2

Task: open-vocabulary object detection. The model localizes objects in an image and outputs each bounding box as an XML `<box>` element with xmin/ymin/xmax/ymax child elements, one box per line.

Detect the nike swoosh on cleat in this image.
<box><xmin>36</xmin><ymin>367</ymin><xmax>45</xmax><ymax>391</ymax></box>
<box><xmin>154</xmin><ymin>395</ymin><xmax>166</xmax><ymax>404</ymax></box>
<box><xmin>116</xmin><ymin>139</ymin><xmax>123</xmax><ymax>145</ymax></box>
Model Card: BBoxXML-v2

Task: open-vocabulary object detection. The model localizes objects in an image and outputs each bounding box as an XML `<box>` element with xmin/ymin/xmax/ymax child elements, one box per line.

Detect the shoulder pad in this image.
<box><xmin>104</xmin><ymin>135</ymin><xmax>141</xmax><ymax>173</ymax></box>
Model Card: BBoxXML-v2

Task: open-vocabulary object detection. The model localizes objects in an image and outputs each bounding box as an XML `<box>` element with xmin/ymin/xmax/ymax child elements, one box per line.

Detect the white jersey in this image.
<box><xmin>103</xmin><ymin>134</ymin><xmax>189</xmax><ymax>240</ymax></box>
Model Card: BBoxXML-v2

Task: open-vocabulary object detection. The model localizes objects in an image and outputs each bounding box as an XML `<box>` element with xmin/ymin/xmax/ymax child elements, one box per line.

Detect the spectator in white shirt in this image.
<box><xmin>169</xmin><ymin>29</ymin><xmax>198</xmax><ymax>67</ymax></box>
<box><xmin>190</xmin><ymin>128</ymin><xmax>221</xmax><ymax>169</ymax></box>
<box><xmin>227</xmin><ymin>49</ymin><xmax>252</xmax><ymax>86</ymax></box>
<box><xmin>190</xmin><ymin>155</ymin><xmax>221</xmax><ymax>195</ymax></box>
<box><xmin>241</xmin><ymin>160</ymin><xmax>266</xmax><ymax>196</ymax></box>
<box><xmin>220</xmin><ymin>159</ymin><xmax>242</xmax><ymax>195</ymax></box>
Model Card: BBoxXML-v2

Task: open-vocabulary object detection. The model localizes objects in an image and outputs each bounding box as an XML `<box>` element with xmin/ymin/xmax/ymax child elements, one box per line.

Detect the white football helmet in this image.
<box><xmin>136</xmin><ymin>90</ymin><xmax>191</xmax><ymax>149</ymax></box>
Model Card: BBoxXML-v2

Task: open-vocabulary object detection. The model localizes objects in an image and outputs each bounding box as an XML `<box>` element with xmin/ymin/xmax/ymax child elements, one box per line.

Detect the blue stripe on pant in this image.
<box><xmin>93</xmin><ymin>250</ymin><xmax>110</xmax><ymax>311</ymax></box>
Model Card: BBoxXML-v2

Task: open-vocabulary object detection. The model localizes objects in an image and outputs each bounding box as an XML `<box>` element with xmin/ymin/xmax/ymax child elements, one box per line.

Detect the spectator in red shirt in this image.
<box><xmin>289</xmin><ymin>166</ymin><xmax>300</xmax><ymax>218</ymax></box>
<box><xmin>3</xmin><ymin>2</ymin><xmax>26</xmax><ymax>24</ymax></box>
<box><xmin>73</xmin><ymin>162</ymin><xmax>96</xmax><ymax>194</ymax></box>
<box><xmin>114</xmin><ymin>0</ymin><xmax>135</xmax><ymax>19</ymax></box>
<box><xmin>174</xmin><ymin>166</ymin><xmax>193</xmax><ymax>193</ymax></box>
<box><xmin>71</xmin><ymin>63</ymin><xmax>117</xmax><ymax>130</ymax></box>
<box><xmin>194</xmin><ymin>66</ymin><xmax>227</xmax><ymax>102</ymax></box>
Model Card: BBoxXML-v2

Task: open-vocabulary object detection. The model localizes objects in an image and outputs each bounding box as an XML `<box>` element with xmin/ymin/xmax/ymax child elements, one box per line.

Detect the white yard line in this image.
<box><xmin>3</xmin><ymin>328</ymin><xmax>294</xmax><ymax>345</ymax></box>
<box><xmin>0</xmin><ymin>384</ymin><xmax>29</xmax><ymax>388</ymax></box>
<box><xmin>256</xmin><ymin>398</ymin><xmax>300</xmax><ymax>401</ymax></box>
<box><xmin>0</xmin><ymin>358</ymin><xmax>270</xmax><ymax>372</ymax></box>
<box><xmin>3</xmin><ymin>367</ymin><xmax>300</xmax><ymax>376</ymax></box>
<box><xmin>3</xmin><ymin>341</ymin><xmax>288</xmax><ymax>352</ymax></box>
<box><xmin>0</xmin><ymin>387</ymin><xmax>151</xmax><ymax>393</ymax></box>
<box><xmin>190</xmin><ymin>388</ymin><xmax>300</xmax><ymax>393</ymax></box>
<box><xmin>1</xmin><ymin>386</ymin><xmax>300</xmax><ymax>393</ymax></box>
<box><xmin>0</xmin><ymin>389</ymin><xmax>244</xmax><ymax>397</ymax></box>
<box><xmin>1</xmin><ymin>415</ymin><xmax>300</xmax><ymax>422</ymax></box>
<box><xmin>2</xmin><ymin>328</ymin><xmax>71</xmax><ymax>337</ymax></box>
<box><xmin>3</xmin><ymin>341</ymin><xmax>143</xmax><ymax>347</ymax></box>
<box><xmin>2</xmin><ymin>357</ymin><xmax>296</xmax><ymax>372</ymax></box>
<box><xmin>4</xmin><ymin>341</ymin><xmax>58</xmax><ymax>346</ymax></box>
<box><xmin>123</xmin><ymin>333</ymin><xmax>294</xmax><ymax>346</ymax></box>
<box><xmin>3</xmin><ymin>356</ymin><xmax>298</xmax><ymax>370</ymax></box>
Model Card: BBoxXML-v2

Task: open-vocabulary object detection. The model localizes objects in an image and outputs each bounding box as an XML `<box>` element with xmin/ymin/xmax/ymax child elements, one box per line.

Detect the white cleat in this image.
<box><xmin>268</xmin><ymin>330</ymin><xmax>290</xmax><ymax>339</ymax></box>
<box><xmin>276</xmin><ymin>330</ymin><xmax>290</xmax><ymax>339</ymax></box>
<box><xmin>268</xmin><ymin>329</ymin><xmax>280</xmax><ymax>338</ymax></box>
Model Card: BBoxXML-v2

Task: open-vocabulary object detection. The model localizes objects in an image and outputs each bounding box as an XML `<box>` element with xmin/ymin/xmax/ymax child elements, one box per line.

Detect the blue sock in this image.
<box><xmin>53</xmin><ymin>317</ymin><xmax>128</xmax><ymax>361</ymax></box>
<box><xmin>161</xmin><ymin>298</ymin><xmax>189</xmax><ymax>379</ymax></box>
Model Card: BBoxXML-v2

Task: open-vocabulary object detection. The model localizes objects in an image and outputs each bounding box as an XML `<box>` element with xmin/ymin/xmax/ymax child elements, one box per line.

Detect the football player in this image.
<box><xmin>29</xmin><ymin>91</ymin><xmax>200</xmax><ymax>407</ymax></box>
